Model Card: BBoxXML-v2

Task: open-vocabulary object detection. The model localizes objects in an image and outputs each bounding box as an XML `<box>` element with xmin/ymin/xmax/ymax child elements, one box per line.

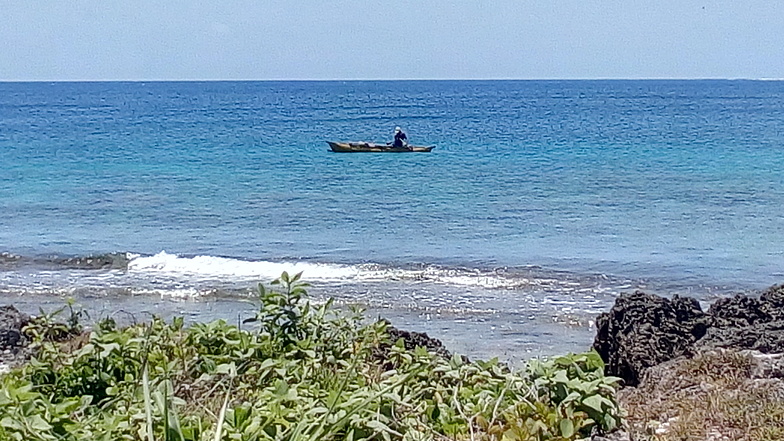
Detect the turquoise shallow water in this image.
<box><xmin>2</xmin><ymin>80</ymin><xmax>784</xmax><ymax>360</ymax></box>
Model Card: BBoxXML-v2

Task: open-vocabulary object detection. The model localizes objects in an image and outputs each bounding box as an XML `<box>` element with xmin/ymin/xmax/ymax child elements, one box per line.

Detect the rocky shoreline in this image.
<box><xmin>4</xmin><ymin>285</ymin><xmax>784</xmax><ymax>439</ymax></box>
<box><xmin>593</xmin><ymin>284</ymin><xmax>784</xmax><ymax>387</ymax></box>
<box><xmin>592</xmin><ymin>284</ymin><xmax>784</xmax><ymax>440</ymax></box>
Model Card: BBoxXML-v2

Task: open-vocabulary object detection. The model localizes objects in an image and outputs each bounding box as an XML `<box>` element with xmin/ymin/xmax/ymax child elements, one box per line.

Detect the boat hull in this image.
<box><xmin>327</xmin><ymin>141</ymin><xmax>435</xmax><ymax>153</ymax></box>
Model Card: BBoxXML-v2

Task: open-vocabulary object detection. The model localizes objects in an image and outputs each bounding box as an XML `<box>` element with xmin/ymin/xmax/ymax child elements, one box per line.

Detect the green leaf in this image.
<box><xmin>99</xmin><ymin>342</ymin><xmax>121</xmax><ymax>358</ymax></box>
<box><xmin>604</xmin><ymin>413</ymin><xmax>618</xmax><ymax>430</ymax></box>
<box><xmin>553</xmin><ymin>369</ymin><xmax>570</xmax><ymax>384</ymax></box>
<box><xmin>28</xmin><ymin>415</ymin><xmax>53</xmax><ymax>432</ymax></box>
<box><xmin>559</xmin><ymin>419</ymin><xmax>575</xmax><ymax>438</ymax></box>
<box><xmin>581</xmin><ymin>394</ymin><xmax>611</xmax><ymax>413</ymax></box>
<box><xmin>365</xmin><ymin>420</ymin><xmax>392</xmax><ymax>435</ymax></box>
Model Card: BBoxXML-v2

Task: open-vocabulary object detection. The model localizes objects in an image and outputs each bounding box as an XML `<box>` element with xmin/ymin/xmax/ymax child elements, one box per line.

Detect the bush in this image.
<box><xmin>0</xmin><ymin>272</ymin><xmax>623</xmax><ymax>441</ymax></box>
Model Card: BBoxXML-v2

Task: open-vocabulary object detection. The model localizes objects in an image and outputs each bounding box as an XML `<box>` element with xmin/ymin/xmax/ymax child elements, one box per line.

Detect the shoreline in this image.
<box><xmin>0</xmin><ymin>273</ymin><xmax>626</xmax><ymax>441</ymax></box>
<box><xmin>4</xmin><ymin>280</ymin><xmax>784</xmax><ymax>439</ymax></box>
<box><xmin>2</xmin><ymin>263</ymin><xmax>781</xmax><ymax>367</ymax></box>
<box><xmin>3</xmin><ymin>250</ymin><xmax>776</xmax><ymax>367</ymax></box>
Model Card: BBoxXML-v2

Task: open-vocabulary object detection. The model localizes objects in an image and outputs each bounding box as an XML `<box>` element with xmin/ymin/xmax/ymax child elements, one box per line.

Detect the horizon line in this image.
<box><xmin>1</xmin><ymin>77</ymin><xmax>783</xmax><ymax>83</ymax></box>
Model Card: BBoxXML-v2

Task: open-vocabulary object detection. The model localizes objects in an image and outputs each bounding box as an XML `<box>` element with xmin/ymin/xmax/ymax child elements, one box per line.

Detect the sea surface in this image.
<box><xmin>2</xmin><ymin>80</ymin><xmax>784</xmax><ymax>363</ymax></box>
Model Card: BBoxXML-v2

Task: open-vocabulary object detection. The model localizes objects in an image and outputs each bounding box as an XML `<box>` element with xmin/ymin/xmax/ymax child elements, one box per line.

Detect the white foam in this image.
<box><xmin>438</xmin><ymin>274</ymin><xmax>527</xmax><ymax>289</ymax></box>
<box><xmin>127</xmin><ymin>251</ymin><xmax>360</xmax><ymax>281</ymax></box>
<box><xmin>123</xmin><ymin>252</ymin><xmax>612</xmax><ymax>295</ymax></box>
<box><xmin>132</xmin><ymin>286</ymin><xmax>204</xmax><ymax>299</ymax></box>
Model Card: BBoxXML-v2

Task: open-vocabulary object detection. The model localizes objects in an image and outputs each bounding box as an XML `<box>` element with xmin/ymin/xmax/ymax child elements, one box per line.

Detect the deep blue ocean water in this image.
<box><xmin>2</xmin><ymin>80</ymin><xmax>784</xmax><ymax>361</ymax></box>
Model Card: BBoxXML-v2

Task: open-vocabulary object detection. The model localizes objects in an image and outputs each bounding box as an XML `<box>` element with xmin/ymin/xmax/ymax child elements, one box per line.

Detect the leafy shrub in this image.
<box><xmin>0</xmin><ymin>273</ymin><xmax>623</xmax><ymax>441</ymax></box>
<box><xmin>23</xmin><ymin>298</ymin><xmax>88</xmax><ymax>343</ymax></box>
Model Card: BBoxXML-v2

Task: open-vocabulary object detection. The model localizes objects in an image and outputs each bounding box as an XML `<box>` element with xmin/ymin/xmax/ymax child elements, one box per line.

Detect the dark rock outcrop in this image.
<box><xmin>593</xmin><ymin>291</ymin><xmax>708</xmax><ymax>386</ymax></box>
<box><xmin>594</xmin><ymin>284</ymin><xmax>784</xmax><ymax>387</ymax></box>
<box><xmin>0</xmin><ymin>305</ymin><xmax>30</xmax><ymax>349</ymax></box>
<box><xmin>709</xmin><ymin>284</ymin><xmax>784</xmax><ymax>325</ymax></box>
<box><xmin>385</xmin><ymin>322</ymin><xmax>452</xmax><ymax>359</ymax></box>
<box><xmin>0</xmin><ymin>305</ymin><xmax>31</xmax><ymax>369</ymax></box>
<box><xmin>698</xmin><ymin>321</ymin><xmax>784</xmax><ymax>353</ymax></box>
<box><xmin>708</xmin><ymin>294</ymin><xmax>772</xmax><ymax>327</ymax></box>
<box><xmin>372</xmin><ymin>320</ymin><xmax>457</xmax><ymax>369</ymax></box>
<box><xmin>697</xmin><ymin>284</ymin><xmax>784</xmax><ymax>353</ymax></box>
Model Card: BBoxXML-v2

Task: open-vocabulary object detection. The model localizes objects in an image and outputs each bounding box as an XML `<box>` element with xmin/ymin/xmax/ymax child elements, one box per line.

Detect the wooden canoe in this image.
<box><xmin>327</xmin><ymin>141</ymin><xmax>435</xmax><ymax>153</ymax></box>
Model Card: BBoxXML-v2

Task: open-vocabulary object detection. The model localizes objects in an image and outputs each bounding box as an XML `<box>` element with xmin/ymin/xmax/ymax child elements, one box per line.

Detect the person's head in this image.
<box><xmin>394</xmin><ymin>126</ymin><xmax>401</xmax><ymax>133</ymax></box>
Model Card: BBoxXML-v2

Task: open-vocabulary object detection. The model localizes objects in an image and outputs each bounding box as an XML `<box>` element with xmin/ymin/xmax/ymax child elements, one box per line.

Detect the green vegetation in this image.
<box><xmin>0</xmin><ymin>272</ymin><xmax>622</xmax><ymax>441</ymax></box>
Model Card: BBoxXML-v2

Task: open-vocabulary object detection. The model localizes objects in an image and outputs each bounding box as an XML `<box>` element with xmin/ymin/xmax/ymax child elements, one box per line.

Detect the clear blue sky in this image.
<box><xmin>2</xmin><ymin>0</ymin><xmax>783</xmax><ymax>81</ymax></box>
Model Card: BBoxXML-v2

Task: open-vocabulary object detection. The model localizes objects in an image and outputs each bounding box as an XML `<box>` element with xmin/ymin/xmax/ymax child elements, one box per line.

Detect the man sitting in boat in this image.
<box><xmin>392</xmin><ymin>126</ymin><xmax>408</xmax><ymax>148</ymax></box>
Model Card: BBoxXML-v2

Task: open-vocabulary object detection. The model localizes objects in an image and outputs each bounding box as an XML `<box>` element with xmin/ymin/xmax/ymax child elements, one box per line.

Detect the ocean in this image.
<box><xmin>2</xmin><ymin>80</ymin><xmax>783</xmax><ymax>363</ymax></box>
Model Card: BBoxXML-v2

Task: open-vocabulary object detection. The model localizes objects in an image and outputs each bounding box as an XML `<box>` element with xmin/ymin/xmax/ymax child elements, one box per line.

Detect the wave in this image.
<box><xmin>0</xmin><ymin>250</ymin><xmax>638</xmax><ymax>294</ymax></box>
<box><xmin>125</xmin><ymin>251</ymin><xmax>521</xmax><ymax>287</ymax></box>
<box><xmin>127</xmin><ymin>251</ymin><xmax>361</xmax><ymax>281</ymax></box>
<box><xmin>124</xmin><ymin>252</ymin><xmax>627</xmax><ymax>294</ymax></box>
<box><xmin>0</xmin><ymin>250</ymin><xmax>663</xmax><ymax>308</ymax></box>
<box><xmin>4</xmin><ymin>250</ymin><xmax>730</xmax><ymax>324</ymax></box>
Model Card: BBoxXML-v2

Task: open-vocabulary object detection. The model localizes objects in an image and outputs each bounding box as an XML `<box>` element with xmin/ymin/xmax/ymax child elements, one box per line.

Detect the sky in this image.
<box><xmin>1</xmin><ymin>0</ymin><xmax>783</xmax><ymax>81</ymax></box>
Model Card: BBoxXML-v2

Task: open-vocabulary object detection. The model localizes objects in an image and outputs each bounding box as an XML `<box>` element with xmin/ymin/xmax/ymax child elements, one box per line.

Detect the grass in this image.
<box><xmin>619</xmin><ymin>349</ymin><xmax>784</xmax><ymax>441</ymax></box>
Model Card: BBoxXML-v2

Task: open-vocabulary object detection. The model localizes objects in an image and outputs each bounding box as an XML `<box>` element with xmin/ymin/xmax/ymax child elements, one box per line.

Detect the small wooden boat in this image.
<box><xmin>327</xmin><ymin>141</ymin><xmax>435</xmax><ymax>153</ymax></box>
